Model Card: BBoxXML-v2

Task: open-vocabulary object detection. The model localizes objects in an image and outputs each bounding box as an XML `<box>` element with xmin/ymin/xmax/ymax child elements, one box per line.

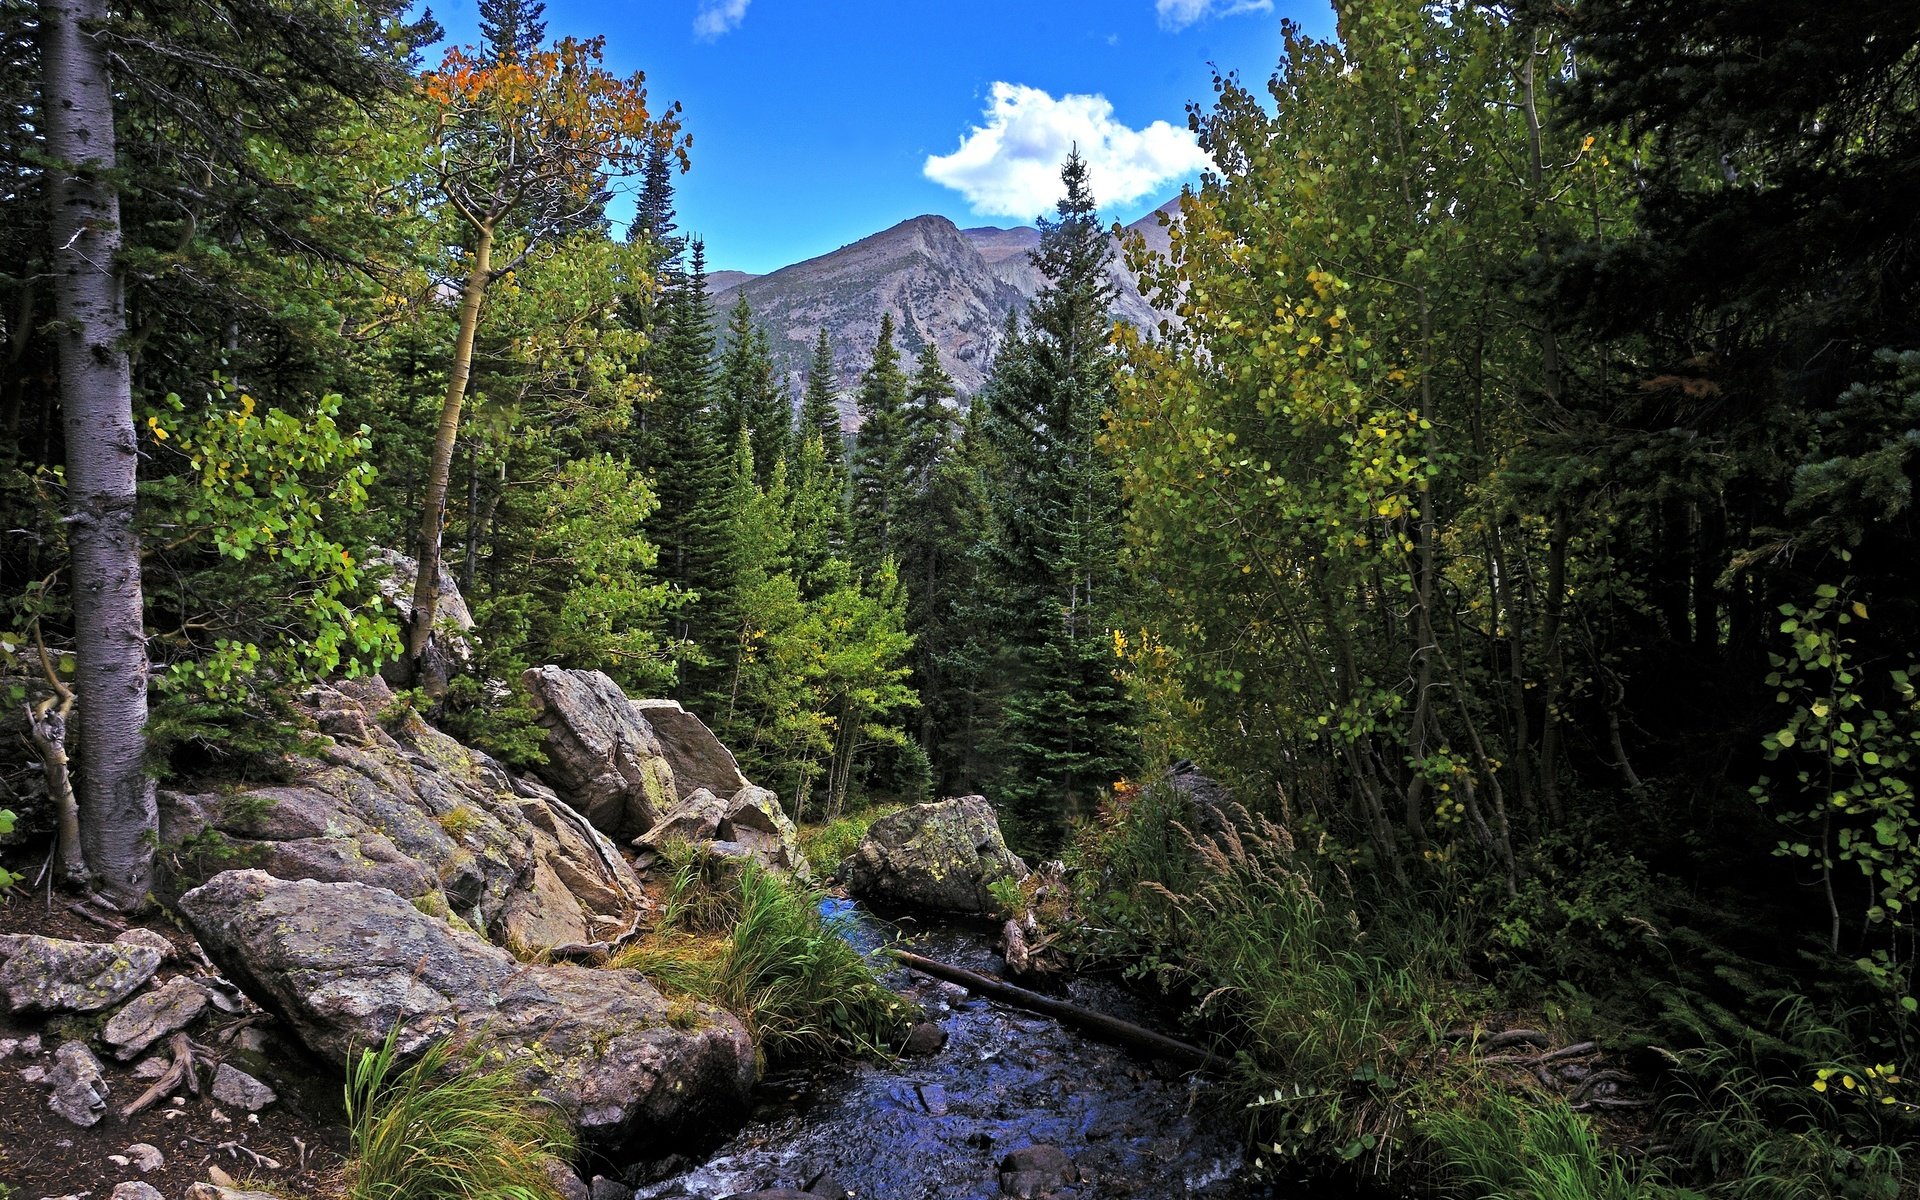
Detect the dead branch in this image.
<box><xmin>119</xmin><ymin>1032</ymin><xmax>194</xmax><ymax>1119</ymax></box>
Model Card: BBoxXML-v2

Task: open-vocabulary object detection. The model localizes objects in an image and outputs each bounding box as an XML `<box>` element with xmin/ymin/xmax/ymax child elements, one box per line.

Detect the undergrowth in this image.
<box><xmin>610</xmin><ymin>842</ymin><xmax>913</xmax><ymax>1064</ymax></box>
<box><xmin>344</xmin><ymin>1027</ymin><xmax>573</xmax><ymax>1200</ymax></box>
<box><xmin>1069</xmin><ymin>779</ymin><xmax>1919</xmax><ymax>1198</ymax></box>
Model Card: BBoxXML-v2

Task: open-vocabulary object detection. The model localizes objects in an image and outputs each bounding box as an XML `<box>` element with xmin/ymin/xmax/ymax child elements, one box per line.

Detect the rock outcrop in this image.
<box><xmin>158</xmin><ymin>676</ymin><xmax>647</xmax><ymax>953</ymax></box>
<box><xmin>367</xmin><ymin>547</ymin><xmax>475</xmax><ymax>694</ymax></box>
<box><xmin>178</xmin><ymin>871</ymin><xmax>757</xmax><ymax>1156</ymax></box>
<box><xmin>846</xmin><ymin>796</ymin><xmax>1028</xmax><ymax>915</ymax></box>
<box><xmin>523</xmin><ymin>667</ymin><xmax>677</xmax><ymax>840</ymax></box>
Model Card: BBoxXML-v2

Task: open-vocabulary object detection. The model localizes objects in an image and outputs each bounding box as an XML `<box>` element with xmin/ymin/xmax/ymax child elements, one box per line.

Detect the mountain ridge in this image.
<box><xmin>708</xmin><ymin>200</ymin><xmax>1181</xmax><ymax>409</ymax></box>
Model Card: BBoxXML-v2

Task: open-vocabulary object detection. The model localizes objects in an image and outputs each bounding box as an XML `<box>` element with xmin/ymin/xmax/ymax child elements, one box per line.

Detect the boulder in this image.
<box><xmin>636</xmin><ymin>787</ymin><xmax>728</xmax><ymax>848</ymax></box>
<box><xmin>160</xmin><ymin>676</ymin><xmax>648</xmax><ymax>953</ymax></box>
<box><xmin>102</xmin><ymin>976</ymin><xmax>210</xmax><ymax>1060</ymax></box>
<box><xmin>178</xmin><ymin>871</ymin><xmax>755</xmax><ymax>1156</ymax></box>
<box><xmin>523</xmin><ymin>667</ymin><xmax>677</xmax><ymax>840</ymax></box>
<box><xmin>637</xmin><ymin>786</ymin><xmax>809</xmax><ymax>881</ymax></box>
<box><xmin>846</xmin><ymin>796</ymin><xmax>1028</xmax><ymax>915</ymax></box>
<box><xmin>45</xmin><ymin>1040</ymin><xmax>110</xmax><ymax>1126</ymax></box>
<box><xmin>0</xmin><ymin>933</ymin><xmax>163</xmax><ymax>1015</ymax></box>
<box><xmin>367</xmin><ymin>546</ymin><xmax>475</xmax><ymax>694</ymax></box>
<box><xmin>721</xmin><ymin>787</ymin><xmax>810</xmax><ymax>881</ymax></box>
<box><xmin>631</xmin><ymin>699</ymin><xmax>750</xmax><ymax>800</ymax></box>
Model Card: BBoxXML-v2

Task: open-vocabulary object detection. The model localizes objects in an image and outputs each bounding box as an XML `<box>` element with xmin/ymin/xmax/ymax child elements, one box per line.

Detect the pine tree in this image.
<box><xmin>478</xmin><ymin>0</ymin><xmax>546</xmax><ymax>64</ymax></box>
<box><xmin>974</xmin><ymin>151</ymin><xmax>1136</xmax><ymax>844</ymax></box>
<box><xmin>848</xmin><ymin>313</ymin><xmax>910</xmax><ymax>573</ymax></box>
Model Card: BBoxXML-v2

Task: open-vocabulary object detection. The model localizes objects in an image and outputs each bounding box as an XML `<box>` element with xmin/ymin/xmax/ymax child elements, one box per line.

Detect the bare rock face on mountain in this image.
<box><xmin>709</xmin><ymin>202</ymin><xmax>1181</xmax><ymax>407</ymax></box>
<box><xmin>846</xmin><ymin>796</ymin><xmax>1028</xmax><ymax>915</ymax></box>
<box><xmin>178</xmin><ymin>871</ymin><xmax>755</xmax><ymax>1157</ymax></box>
<box><xmin>523</xmin><ymin>666</ymin><xmax>678</xmax><ymax>840</ymax></box>
<box><xmin>158</xmin><ymin>676</ymin><xmax>648</xmax><ymax>952</ymax></box>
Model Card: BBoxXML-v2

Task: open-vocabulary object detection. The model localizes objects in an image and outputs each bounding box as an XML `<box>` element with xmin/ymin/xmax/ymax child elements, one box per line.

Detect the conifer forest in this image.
<box><xmin>1</xmin><ymin>1</ymin><xmax>1918</xmax><ymax>1198</ymax></box>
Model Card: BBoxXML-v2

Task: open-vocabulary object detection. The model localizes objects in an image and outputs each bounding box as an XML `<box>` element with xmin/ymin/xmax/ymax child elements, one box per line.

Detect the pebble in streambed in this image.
<box><xmin>627</xmin><ymin>913</ymin><xmax>1266</xmax><ymax>1200</ymax></box>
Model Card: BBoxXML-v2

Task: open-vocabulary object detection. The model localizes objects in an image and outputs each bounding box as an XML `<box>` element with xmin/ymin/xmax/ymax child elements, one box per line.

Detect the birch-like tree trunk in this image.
<box><xmin>40</xmin><ymin>0</ymin><xmax>157</xmax><ymax>906</ymax></box>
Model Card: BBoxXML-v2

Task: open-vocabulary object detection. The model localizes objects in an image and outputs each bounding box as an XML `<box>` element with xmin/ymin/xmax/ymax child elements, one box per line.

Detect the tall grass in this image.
<box><xmin>1425</xmin><ymin>1092</ymin><xmax>1667</xmax><ymax>1200</ymax></box>
<box><xmin>344</xmin><ymin>1027</ymin><xmax>574</xmax><ymax>1200</ymax></box>
<box><xmin>1073</xmin><ymin>783</ymin><xmax>1666</xmax><ymax>1194</ymax></box>
<box><xmin>796</xmin><ymin>802</ymin><xmax>906</xmax><ymax>878</ymax></box>
<box><xmin>610</xmin><ymin>845</ymin><xmax>913</xmax><ymax>1063</ymax></box>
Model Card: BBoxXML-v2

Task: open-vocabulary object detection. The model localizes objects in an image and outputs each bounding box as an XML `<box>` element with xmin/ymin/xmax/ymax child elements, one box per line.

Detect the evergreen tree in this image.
<box><xmin>974</xmin><ymin>151</ymin><xmax>1136</xmax><ymax>843</ymax></box>
<box><xmin>478</xmin><ymin>0</ymin><xmax>546</xmax><ymax>64</ymax></box>
<box><xmin>849</xmin><ymin>313</ymin><xmax>910</xmax><ymax>573</ymax></box>
<box><xmin>799</xmin><ymin>326</ymin><xmax>847</xmax><ymax>474</ymax></box>
<box><xmin>716</xmin><ymin>295</ymin><xmax>791</xmax><ymax>482</ymax></box>
<box><xmin>641</xmin><ymin>238</ymin><xmax>730</xmax><ymax>691</ymax></box>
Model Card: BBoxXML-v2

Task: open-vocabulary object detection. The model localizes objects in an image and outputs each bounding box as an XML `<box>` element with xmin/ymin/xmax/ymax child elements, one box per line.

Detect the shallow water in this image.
<box><xmin>627</xmin><ymin>900</ymin><xmax>1302</xmax><ymax>1200</ymax></box>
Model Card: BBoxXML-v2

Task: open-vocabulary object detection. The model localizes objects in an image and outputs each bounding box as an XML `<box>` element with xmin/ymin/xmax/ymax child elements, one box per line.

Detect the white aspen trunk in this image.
<box><xmin>41</xmin><ymin>0</ymin><xmax>158</xmax><ymax>907</ymax></box>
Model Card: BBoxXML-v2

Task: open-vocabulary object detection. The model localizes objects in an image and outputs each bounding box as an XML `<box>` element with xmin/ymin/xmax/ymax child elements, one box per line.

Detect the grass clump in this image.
<box><xmin>797</xmin><ymin>802</ymin><xmax>904</xmax><ymax>878</ymax></box>
<box><xmin>344</xmin><ymin>1027</ymin><xmax>574</xmax><ymax>1200</ymax></box>
<box><xmin>610</xmin><ymin>843</ymin><xmax>913</xmax><ymax>1064</ymax></box>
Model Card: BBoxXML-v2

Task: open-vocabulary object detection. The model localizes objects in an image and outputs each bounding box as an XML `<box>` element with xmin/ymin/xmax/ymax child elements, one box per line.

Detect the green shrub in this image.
<box><xmin>344</xmin><ymin>1028</ymin><xmax>574</xmax><ymax>1200</ymax></box>
<box><xmin>796</xmin><ymin>802</ymin><xmax>905</xmax><ymax>878</ymax></box>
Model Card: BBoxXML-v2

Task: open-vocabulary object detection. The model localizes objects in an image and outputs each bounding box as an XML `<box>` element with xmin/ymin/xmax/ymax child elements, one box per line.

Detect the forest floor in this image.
<box><xmin>0</xmin><ymin>892</ymin><xmax>350</xmax><ymax>1199</ymax></box>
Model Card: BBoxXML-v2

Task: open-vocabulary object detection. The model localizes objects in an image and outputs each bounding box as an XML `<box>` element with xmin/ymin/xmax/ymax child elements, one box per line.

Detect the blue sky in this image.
<box><xmin>425</xmin><ymin>0</ymin><xmax>1337</xmax><ymax>275</ymax></box>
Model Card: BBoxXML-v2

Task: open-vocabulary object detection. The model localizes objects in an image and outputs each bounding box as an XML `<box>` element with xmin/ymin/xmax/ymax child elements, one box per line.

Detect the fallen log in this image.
<box><xmin>889</xmin><ymin>949</ymin><xmax>1219</xmax><ymax>1074</ymax></box>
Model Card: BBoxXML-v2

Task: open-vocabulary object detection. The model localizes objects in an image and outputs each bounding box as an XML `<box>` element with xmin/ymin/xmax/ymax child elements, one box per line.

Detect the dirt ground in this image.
<box><xmin>0</xmin><ymin>889</ymin><xmax>350</xmax><ymax>1199</ymax></box>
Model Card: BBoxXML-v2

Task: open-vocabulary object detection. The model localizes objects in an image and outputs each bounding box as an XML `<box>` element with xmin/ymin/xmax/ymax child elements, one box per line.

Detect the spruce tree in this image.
<box><xmin>478</xmin><ymin>0</ymin><xmax>546</xmax><ymax>65</ymax></box>
<box><xmin>716</xmin><ymin>295</ymin><xmax>791</xmax><ymax>483</ymax></box>
<box><xmin>642</xmin><ymin>238</ymin><xmax>730</xmax><ymax>693</ymax></box>
<box><xmin>974</xmin><ymin>151</ymin><xmax>1136</xmax><ymax>844</ymax></box>
<box><xmin>800</xmin><ymin>326</ymin><xmax>846</xmax><ymax>474</ymax></box>
<box><xmin>848</xmin><ymin>313</ymin><xmax>910</xmax><ymax>573</ymax></box>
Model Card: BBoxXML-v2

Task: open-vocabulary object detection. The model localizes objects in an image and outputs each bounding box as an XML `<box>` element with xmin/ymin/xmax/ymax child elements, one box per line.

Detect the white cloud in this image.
<box><xmin>693</xmin><ymin>0</ymin><xmax>749</xmax><ymax>39</ymax></box>
<box><xmin>924</xmin><ymin>83</ymin><xmax>1211</xmax><ymax>219</ymax></box>
<box><xmin>1155</xmin><ymin>0</ymin><xmax>1273</xmax><ymax>32</ymax></box>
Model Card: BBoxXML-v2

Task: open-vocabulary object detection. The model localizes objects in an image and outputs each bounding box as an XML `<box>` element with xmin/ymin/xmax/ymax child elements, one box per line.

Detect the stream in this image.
<box><xmin>628</xmin><ymin>899</ymin><xmax>1311</xmax><ymax>1200</ymax></box>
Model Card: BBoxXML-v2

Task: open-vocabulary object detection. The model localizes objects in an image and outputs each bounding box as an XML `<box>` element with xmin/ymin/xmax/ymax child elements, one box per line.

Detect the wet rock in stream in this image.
<box><xmin>629</xmin><ymin>914</ymin><xmax>1257</xmax><ymax>1200</ymax></box>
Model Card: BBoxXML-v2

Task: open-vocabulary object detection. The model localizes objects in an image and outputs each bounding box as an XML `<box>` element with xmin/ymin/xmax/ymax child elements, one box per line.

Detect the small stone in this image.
<box><xmin>102</xmin><ymin>976</ymin><xmax>210</xmax><ymax>1060</ymax></box>
<box><xmin>211</xmin><ymin>1063</ymin><xmax>276</xmax><ymax>1112</ymax></box>
<box><xmin>590</xmin><ymin>1177</ymin><xmax>633</xmax><ymax>1200</ymax></box>
<box><xmin>186</xmin><ymin>1186</ymin><xmax>283</xmax><ymax>1200</ymax></box>
<box><xmin>112</xmin><ymin>929</ymin><xmax>176</xmax><ymax>962</ymax></box>
<box><xmin>544</xmin><ymin>1158</ymin><xmax>591</xmax><ymax>1200</ymax></box>
<box><xmin>901</xmin><ymin>1021</ymin><xmax>948</xmax><ymax>1056</ymax></box>
<box><xmin>44</xmin><ymin>1041</ymin><xmax>111</xmax><ymax>1127</ymax></box>
<box><xmin>123</xmin><ymin>1143</ymin><xmax>164</xmax><ymax>1172</ymax></box>
<box><xmin>916</xmin><ymin>1083</ymin><xmax>949</xmax><ymax>1116</ymax></box>
<box><xmin>998</xmin><ymin>1145</ymin><xmax>1075</xmax><ymax>1198</ymax></box>
<box><xmin>132</xmin><ymin>1056</ymin><xmax>169</xmax><ymax>1080</ymax></box>
<box><xmin>111</xmin><ymin>1184</ymin><xmax>166</xmax><ymax>1200</ymax></box>
<box><xmin>208</xmin><ymin>1107</ymin><xmax>232</xmax><ymax>1125</ymax></box>
<box><xmin>21</xmin><ymin>1064</ymin><xmax>47</xmax><ymax>1084</ymax></box>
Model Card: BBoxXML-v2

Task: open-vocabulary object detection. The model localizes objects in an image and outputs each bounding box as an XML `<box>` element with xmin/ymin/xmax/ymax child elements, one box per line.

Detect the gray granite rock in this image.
<box><xmin>0</xmin><ymin>934</ymin><xmax>163</xmax><ymax>1015</ymax></box>
<box><xmin>210</xmin><ymin>1062</ymin><xmax>276</xmax><ymax>1111</ymax></box>
<box><xmin>178</xmin><ymin>870</ymin><xmax>755</xmax><ymax>1157</ymax></box>
<box><xmin>523</xmin><ymin>666</ymin><xmax>677</xmax><ymax>840</ymax></box>
<box><xmin>45</xmin><ymin>1041</ymin><xmax>110</xmax><ymax>1126</ymax></box>
<box><xmin>102</xmin><ymin>976</ymin><xmax>209</xmax><ymax>1060</ymax></box>
<box><xmin>846</xmin><ymin>796</ymin><xmax>1028</xmax><ymax>915</ymax></box>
